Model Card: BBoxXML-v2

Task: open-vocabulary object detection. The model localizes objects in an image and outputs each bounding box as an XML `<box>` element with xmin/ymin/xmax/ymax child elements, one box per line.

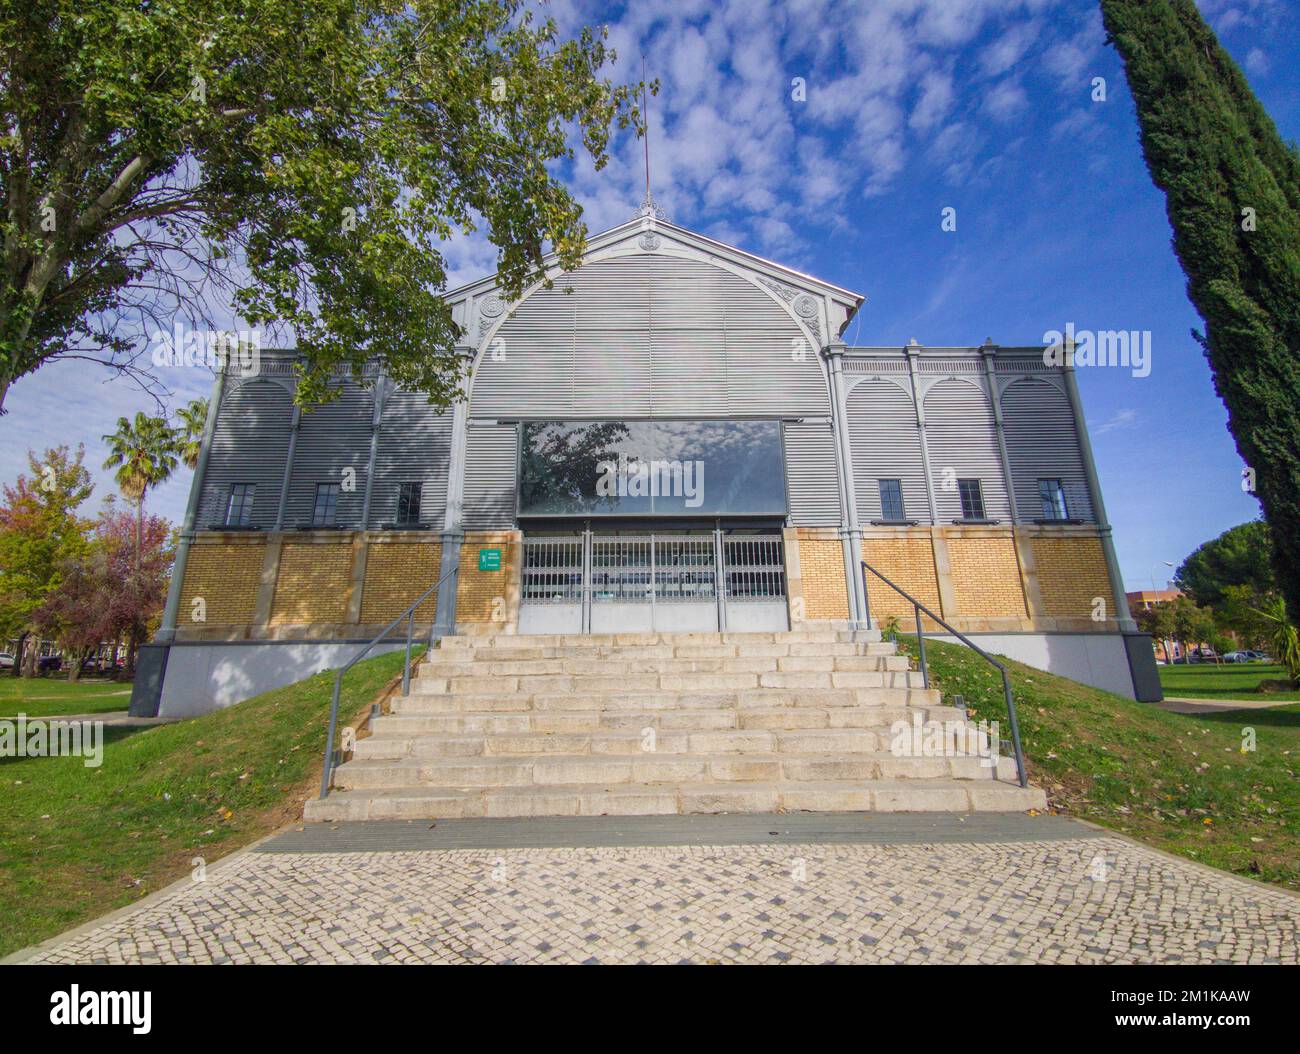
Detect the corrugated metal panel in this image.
<box><xmin>371</xmin><ymin>391</ymin><xmax>454</xmax><ymax>528</ymax></box>
<box><xmin>846</xmin><ymin>378</ymin><xmax>929</xmax><ymax>523</ymax></box>
<box><xmin>922</xmin><ymin>378</ymin><xmax>1012</xmax><ymax>522</ymax></box>
<box><xmin>198</xmin><ymin>378</ymin><xmax>293</xmax><ymax>529</ymax></box>
<box><xmin>463</xmin><ymin>423</ymin><xmax>519</xmax><ymax>528</ymax></box>
<box><xmin>1001</xmin><ymin>378</ymin><xmax>1096</xmax><ymax>522</ymax></box>
<box><xmin>285</xmin><ymin>384</ymin><xmax>374</xmax><ymax>528</ymax></box>
<box><xmin>470</xmin><ymin>255</ymin><xmax>829</xmax><ymax>417</ymax></box>
<box><xmin>783</xmin><ymin>421</ymin><xmax>841</xmax><ymax>526</ymax></box>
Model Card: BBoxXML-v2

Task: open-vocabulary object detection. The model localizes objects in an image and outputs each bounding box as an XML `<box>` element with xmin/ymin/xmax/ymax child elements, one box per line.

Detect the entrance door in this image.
<box><xmin>518</xmin><ymin>534</ymin><xmax>584</xmax><ymax>634</ymax></box>
<box><xmin>518</xmin><ymin>528</ymin><xmax>789</xmax><ymax>634</ymax></box>
<box><xmin>589</xmin><ymin>533</ymin><xmax>718</xmax><ymax>633</ymax></box>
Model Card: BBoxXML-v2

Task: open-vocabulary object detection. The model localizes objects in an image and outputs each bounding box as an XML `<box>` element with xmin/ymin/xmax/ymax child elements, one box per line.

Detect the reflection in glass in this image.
<box><xmin>519</xmin><ymin>420</ymin><xmax>787</xmax><ymax>517</ymax></box>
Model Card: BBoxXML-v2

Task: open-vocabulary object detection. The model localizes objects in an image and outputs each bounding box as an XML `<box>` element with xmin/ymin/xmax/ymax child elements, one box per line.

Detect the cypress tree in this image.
<box><xmin>1099</xmin><ymin>0</ymin><xmax>1300</xmax><ymax>619</ymax></box>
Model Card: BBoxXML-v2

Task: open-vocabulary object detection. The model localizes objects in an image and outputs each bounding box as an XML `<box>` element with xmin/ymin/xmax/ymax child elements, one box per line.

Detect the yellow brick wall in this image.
<box><xmin>179</xmin><ymin>541</ymin><xmax>265</xmax><ymax>626</ymax></box>
<box><xmin>946</xmin><ymin>535</ymin><xmax>1028</xmax><ymax>618</ymax></box>
<box><xmin>1031</xmin><ymin>535</ymin><xmax>1115</xmax><ymax>620</ymax></box>
<box><xmin>270</xmin><ymin>541</ymin><xmax>354</xmax><ymax>625</ymax></box>
<box><xmin>861</xmin><ymin>536</ymin><xmax>941</xmax><ymax>621</ymax></box>
<box><xmin>457</xmin><ymin>538</ymin><xmax>514</xmax><ymax>623</ymax></box>
<box><xmin>799</xmin><ymin>537</ymin><xmax>849</xmax><ymax>620</ymax></box>
<box><xmin>360</xmin><ymin>542</ymin><xmax>442</xmax><ymax>624</ymax></box>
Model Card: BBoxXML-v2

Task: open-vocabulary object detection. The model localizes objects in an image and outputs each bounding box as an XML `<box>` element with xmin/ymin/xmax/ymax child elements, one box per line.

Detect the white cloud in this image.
<box><xmin>1244</xmin><ymin>47</ymin><xmax>1270</xmax><ymax>76</ymax></box>
<box><xmin>982</xmin><ymin>78</ymin><xmax>1029</xmax><ymax>122</ymax></box>
<box><xmin>910</xmin><ymin>70</ymin><xmax>955</xmax><ymax>132</ymax></box>
<box><xmin>1095</xmin><ymin>408</ymin><xmax>1139</xmax><ymax>435</ymax></box>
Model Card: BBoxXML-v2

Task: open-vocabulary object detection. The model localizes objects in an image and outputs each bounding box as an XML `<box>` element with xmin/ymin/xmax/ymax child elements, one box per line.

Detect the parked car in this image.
<box><xmin>37</xmin><ymin>655</ymin><xmax>62</xmax><ymax>672</ymax></box>
<box><xmin>0</xmin><ymin>653</ymin><xmax>14</xmax><ymax>669</ymax></box>
<box><xmin>1223</xmin><ymin>651</ymin><xmax>1251</xmax><ymax>663</ymax></box>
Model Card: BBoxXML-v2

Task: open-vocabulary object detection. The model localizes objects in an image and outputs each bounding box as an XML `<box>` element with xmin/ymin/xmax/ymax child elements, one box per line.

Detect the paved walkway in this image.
<box><xmin>1155</xmin><ymin>696</ymin><xmax>1299</xmax><ymax>715</ymax></box>
<box><xmin>11</xmin><ymin>814</ymin><xmax>1299</xmax><ymax>965</ymax></box>
<box><xmin>0</xmin><ymin>710</ymin><xmax>179</xmax><ymax>726</ymax></box>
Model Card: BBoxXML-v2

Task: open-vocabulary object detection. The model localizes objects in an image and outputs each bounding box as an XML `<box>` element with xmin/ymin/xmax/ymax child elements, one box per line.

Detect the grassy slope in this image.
<box><xmin>0</xmin><ymin>648</ymin><xmax>417</xmax><ymax>958</ymax></box>
<box><xmin>0</xmin><ymin>678</ymin><xmax>135</xmax><ymax>718</ymax></box>
<box><xmin>901</xmin><ymin>636</ymin><xmax>1300</xmax><ymax>890</ymax></box>
<box><xmin>1158</xmin><ymin>662</ymin><xmax>1300</xmax><ymax>702</ymax></box>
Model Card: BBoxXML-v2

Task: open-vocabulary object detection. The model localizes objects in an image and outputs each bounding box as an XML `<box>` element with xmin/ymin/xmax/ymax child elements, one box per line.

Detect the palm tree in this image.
<box><xmin>1251</xmin><ymin>596</ymin><xmax>1300</xmax><ymax>684</ymax></box>
<box><xmin>174</xmin><ymin>398</ymin><xmax>209</xmax><ymax>470</ymax></box>
<box><xmin>102</xmin><ymin>412</ymin><xmax>177</xmax><ymax>677</ymax></box>
<box><xmin>102</xmin><ymin>412</ymin><xmax>178</xmax><ymax>574</ymax></box>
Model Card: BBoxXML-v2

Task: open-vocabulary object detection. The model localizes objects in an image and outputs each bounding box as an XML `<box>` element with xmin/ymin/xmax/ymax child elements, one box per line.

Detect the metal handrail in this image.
<box><xmin>860</xmin><ymin>560</ymin><xmax>1028</xmax><ymax>789</ymax></box>
<box><xmin>318</xmin><ymin>563</ymin><xmax>460</xmax><ymax>798</ymax></box>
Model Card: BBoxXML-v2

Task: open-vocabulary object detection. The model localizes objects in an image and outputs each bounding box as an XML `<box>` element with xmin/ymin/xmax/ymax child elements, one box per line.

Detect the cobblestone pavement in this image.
<box><xmin>22</xmin><ymin>837</ymin><xmax>1300</xmax><ymax>964</ymax></box>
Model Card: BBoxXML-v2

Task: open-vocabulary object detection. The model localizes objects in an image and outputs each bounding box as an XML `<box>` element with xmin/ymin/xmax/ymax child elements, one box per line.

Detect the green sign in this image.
<box><xmin>478</xmin><ymin>547</ymin><xmax>502</xmax><ymax>572</ymax></box>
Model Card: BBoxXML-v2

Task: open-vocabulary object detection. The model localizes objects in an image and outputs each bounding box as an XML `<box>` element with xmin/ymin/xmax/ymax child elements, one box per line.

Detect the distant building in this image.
<box><xmin>1126</xmin><ymin>588</ymin><xmax>1183</xmax><ymax>611</ymax></box>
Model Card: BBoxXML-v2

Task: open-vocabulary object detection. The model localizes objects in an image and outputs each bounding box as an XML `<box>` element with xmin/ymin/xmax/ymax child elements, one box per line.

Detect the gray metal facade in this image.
<box><xmin>196</xmin><ymin>366</ymin><xmax>454</xmax><ymax>532</ymax></box>
<box><xmin>194</xmin><ymin>271</ymin><xmax>1105</xmax><ymax>540</ymax></box>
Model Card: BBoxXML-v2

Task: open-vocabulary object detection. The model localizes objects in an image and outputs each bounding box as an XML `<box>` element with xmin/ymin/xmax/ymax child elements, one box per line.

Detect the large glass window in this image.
<box><xmin>518</xmin><ymin>420</ymin><xmax>788</xmax><ymax>517</ymax></box>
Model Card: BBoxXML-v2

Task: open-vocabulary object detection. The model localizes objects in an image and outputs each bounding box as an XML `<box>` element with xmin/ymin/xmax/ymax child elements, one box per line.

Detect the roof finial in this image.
<box><xmin>634</xmin><ymin>55</ymin><xmax>666</xmax><ymax>223</ymax></box>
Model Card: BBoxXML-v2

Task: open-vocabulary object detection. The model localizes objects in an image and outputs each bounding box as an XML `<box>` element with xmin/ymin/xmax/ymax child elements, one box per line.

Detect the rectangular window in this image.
<box><xmin>396</xmin><ymin>482</ymin><xmax>423</xmax><ymax>525</ymax></box>
<box><xmin>312</xmin><ymin>483</ymin><xmax>340</xmax><ymax>527</ymax></box>
<box><xmin>225</xmin><ymin>483</ymin><xmax>255</xmax><ymax>526</ymax></box>
<box><xmin>1038</xmin><ymin>478</ymin><xmax>1069</xmax><ymax>520</ymax></box>
<box><xmin>877</xmin><ymin>479</ymin><xmax>905</xmax><ymax>521</ymax></box>
<box><xmin>958</xmin><ymin>478</ymin><xmax>986</xmax><ymax>520</ymax></box>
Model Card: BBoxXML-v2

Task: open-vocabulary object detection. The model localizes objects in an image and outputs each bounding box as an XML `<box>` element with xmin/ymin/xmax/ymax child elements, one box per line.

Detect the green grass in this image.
<box><xmin>0</xmin><ymin>647</ymin><xmax>418</xmax><ymax>958</ymax></box>
<box><xmin>1157</xmin><ymin>662</ymin><xmax>1300</xmax><ymax>702</ymax></box>
<box><xmin>899</xmin><ymin>636</ymin><xmax>1300</xmax><ymax>890</ymax></box>
<box><xmin>0</xmin><ymin>677</ymin><xmax>134</xmax><ymax>718</ymax></box>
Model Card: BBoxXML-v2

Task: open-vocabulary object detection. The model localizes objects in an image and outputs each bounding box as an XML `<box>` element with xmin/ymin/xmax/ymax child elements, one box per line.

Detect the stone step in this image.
<box><xmin>415</xmin><ymin>654</ymin><xmax>911</xmax><ymax>678</ymax></box>
<box><xmin>330</xmin><ymin>750</ymin><xmax>1008</xmax><ymax>790</ymax></box>
<box><xmin>392</xmin><ymin>686</ymin><xmax>943</xmax><ymax>713</ymax></box>
<box><xmin>305</xmin><ymin>777</ymin><xmax>1045</xmax><ymax>821</ymax></box>
<box><xmin>375</xmin><ymin>703</ymin><xmax>964</xmax><ymax>734</ymax></box>
<box><xmin>410</xmin><ymin>669</ymin><xmax>928</xmax><ymax>695</ymax></box>
<box><xmin>354</xmin><ymin>726</ymin><xmax>897</xmax><ymax>759</ymax></box>
<box><xmin>436</xmin><ymin>628</ymin><xmax>882</xmax><ymax>650</ymax></box>
<box><xmin>425</xmin><ymin>641</ymin><xmax>899</xmax><ymax>662</ymax></box>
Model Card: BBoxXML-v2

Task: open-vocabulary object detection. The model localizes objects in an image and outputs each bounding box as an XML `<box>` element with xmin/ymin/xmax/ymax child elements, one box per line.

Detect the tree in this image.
<box><xmin>1174</xmin><ymin>521</ymin><xmax>1277</xmax><ymax>610</ymax></box>
<box><xmin>1251</xmin><ymin>596</ymin><xmax>1300</xmax><ymax>683</ymax></box>
<box><xmin>1134</xmin><ymin>601</ymin><xmax>1177</xmax><ymax>664</ymax></box>
<box><xmin>97</xmin><ymin>506</ymin><xmax>174</xmax><ymax>676</ymax></box>
<box><xmin>33</xmin><ymin>542</ymin><xmax>112</xmax><ymax>683</ymax></box>
<box><xmin>102</xmin><ymin>412</ymin><xmax>176</xmax><ymax>672</ymax></box>
<box><xmin>173</xmin><ymin>398</ymin><xmax>209</xmax><ymax>470</ymax></box>
<box><xmin>103</xmin><ymin>410</ymin><xmax>176</xmax><ymax>547</ymax></box>
<box><xmin>0</xmin><ymin>1</ymin><xmax>644</xmax><ymax>412</ymax></box>
<box><xmin>1168</xmin><ymin>596</ymin><xmax>1216</xmax><ymax>664</ymax></box>
<box><xmin>0</xmin><ymin>445</ymin><xmax>94</xmax><ymax>675</ymax></box>
<box><xmin>1099</xmin><ymin>1</ymin><xmax>1300</xmax><ymax>623</ymax></box>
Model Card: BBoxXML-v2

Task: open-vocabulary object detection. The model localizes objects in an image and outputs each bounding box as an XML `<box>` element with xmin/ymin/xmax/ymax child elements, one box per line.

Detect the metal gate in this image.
<box><xmin>519</xmin><ymin>530</ymin><xmax>787</xmax><ymax>634</ymax></box>
<box><xmin>722</xmin><ymin>534</ymin><xmax>788</xmax><ymax>631</ymax></box>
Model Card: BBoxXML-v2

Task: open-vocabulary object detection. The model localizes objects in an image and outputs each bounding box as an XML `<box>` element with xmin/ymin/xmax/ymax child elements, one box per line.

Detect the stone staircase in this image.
<box><xmin>304</xmin><ymin>627</ymin><xmax>1046</xmax><ymax>821</ymax></box>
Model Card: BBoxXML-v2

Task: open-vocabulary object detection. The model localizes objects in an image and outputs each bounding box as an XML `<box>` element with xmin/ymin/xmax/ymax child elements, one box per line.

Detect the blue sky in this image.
<box><xmin>2</xmin><ymin>0</ymin><xmax>1296</xmax><ymax>594</ymax></box>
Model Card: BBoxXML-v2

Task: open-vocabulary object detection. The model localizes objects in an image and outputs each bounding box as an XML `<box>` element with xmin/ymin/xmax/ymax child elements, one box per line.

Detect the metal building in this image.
<box><xmin>133</xmin><ymin>206</ymin><xmax>1160</xmax><ymax>717</ymax></box>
